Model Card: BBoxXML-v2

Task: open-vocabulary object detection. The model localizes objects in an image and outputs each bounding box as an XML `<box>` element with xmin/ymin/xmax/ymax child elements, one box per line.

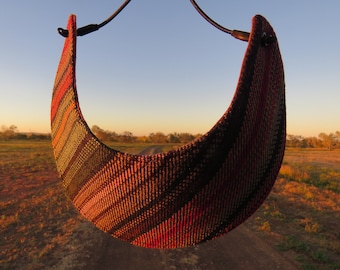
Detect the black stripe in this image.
<box><xmin>200</xmin><ymin>93</ymin><xmax>286</xmax><ymax>243</ymax></box>
<box><xmin>107</xmin><ymin>25</ymin><xmax>261</xmax><ymax>241</ymax></box>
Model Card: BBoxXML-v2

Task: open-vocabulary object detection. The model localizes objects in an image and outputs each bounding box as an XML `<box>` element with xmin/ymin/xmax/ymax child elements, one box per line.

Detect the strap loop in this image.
<box><xmin>189</xmin><ymin>0</ymin><xmax>250</xmax><ymax>42</ymax></box>
<box><xmin>58</xmin><ymin>0</ymin><xmax>131</xmax><ymax>37</ymax></box>
<box><xmin>57</xmin><ymin>0</ymin><xmax>273</xmax><ymax>44</ymax></box>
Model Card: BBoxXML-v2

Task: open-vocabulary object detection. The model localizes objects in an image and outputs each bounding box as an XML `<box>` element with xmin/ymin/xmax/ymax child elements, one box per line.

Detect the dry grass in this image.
<box><xmin>1</xmin><ymin>142</ymin><xmax>339</xmax><ymax>269</ymax></box>
<box><xmin>0</xmin><ymin>141</ymin><xmax>83</xmax><ymax>269</ymax></box>
<box><xmin>245</xmin><ymin>148</ymin><xmax>340</xmax><ymax>269</ymax></box>
<box><xmin>0</xmin><ymin>141</ymin><xmax>178</xmax><ymax>269</ymax></box>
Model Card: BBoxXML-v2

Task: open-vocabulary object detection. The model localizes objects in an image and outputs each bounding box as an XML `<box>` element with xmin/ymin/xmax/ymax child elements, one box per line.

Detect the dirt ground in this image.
<box><xmin>49</xmin><ymin>218</ymin><xmax>297</xmax><ymax>270</ymax></box>
<box><xmin>47</xmin><ymin>145</ymin><xmax>298</xmax><ymax>270</ymax></box>
<box><xmin>4</xmin><ymin>143</ymin><xmax>338</xmax><ymax>269</ymax></box>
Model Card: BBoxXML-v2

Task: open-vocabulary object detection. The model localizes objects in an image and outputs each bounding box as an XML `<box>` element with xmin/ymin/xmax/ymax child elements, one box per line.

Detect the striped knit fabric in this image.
<box><xmin>51</xmin><ymin>14</ymin><xmax>285</xmax><ymax>249</ymax></box>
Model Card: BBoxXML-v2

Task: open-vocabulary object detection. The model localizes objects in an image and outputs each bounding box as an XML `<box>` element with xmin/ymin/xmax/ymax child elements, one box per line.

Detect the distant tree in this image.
<box><xmin>28</xmin><ymin>133</ymin><xmax>51</xmax><ymax>140</ymax></box>
<box><xmin>304</xmin><ymin>136</ymin><xmax>322</xmax><ymax>148</ymax></box>
<box><xmin>120</xmin><ymin>131</ymin><xmax>136</xmax><ymax>143</ymax></box>
<box><xmin>137</xmin><ymin>136</ymin><xmax>149</xmax><ymax>143</ymax></box>
<box><xmin>286</xmin><ymin>134</ymin><xmax>305</xmax><ymax>148</ymax></box>
<box><xmin>168</xmin><ymin>133</ymin><xmax>181</xmax><ymax>143</ymax></box>
<box><xmin>300</xmin><ymin>138</ymin><xmax>307</xmax><ymax>148</ymax></box>
<box><xmin>318</xmin><ymin>132</ymin><xmax>337</xmax><ymax>150</ymax></box>
<box><xmin>178</xmin><ymin>133</ymin><xmax>195</xmax><ymax>144</ymax></box>
<box><xmin>149</xmin><ymin>132</ymin><xmax>167</xmax><ymax>143</ymax></box>
<box><xmin>336</xmin><ymin>131</ymin><xmax>340</xmax><ymax>138</ymax></box>
<box><xmin>0</xmin><ymin>125</ymin><xmax>18</xmax><ymax>140</ymax></box>
<box><xmin>335</xmin><ymin>131</ymin><xmax>340</xmax><ymax>148</ymax></box>
<box><xmin>91</xmin><ymin>125</ymin><xmax>111</xmax><ymax>141</ymax></box>
<box><xmin>16</xmin><ymin>133</ymin><xmax>28</xmax><ymax>140</ymax></box>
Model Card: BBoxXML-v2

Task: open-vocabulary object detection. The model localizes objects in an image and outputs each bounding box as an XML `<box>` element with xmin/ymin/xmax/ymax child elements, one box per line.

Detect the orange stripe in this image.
<box><xmin>51</xmin><ymin>70</ymin><xmax>73</xmax><ymax>122</ymax></box>
<box><xmin>52</xmin><ymin>100</ymin><xmax>76</xmax><ymax>148</ymax></box>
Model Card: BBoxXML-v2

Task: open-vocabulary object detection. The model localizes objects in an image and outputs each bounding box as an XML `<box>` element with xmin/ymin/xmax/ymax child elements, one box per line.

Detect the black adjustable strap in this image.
<box><xmin>58</xmin><ymin>0</ymin><xmax>131</xmax><ymax>37</ymax></box>
<box><xmin>57</xmin><ymin>0</ymin><xmax>275</xmax><ymax>44</ymax></box>
<box><xmin>189</xmin><ymin>0</ymin><xmax>249</xmax><ymax>41</ymax></box>
<box><xmin>190</xmin><ymin>0</ymin><xmax>275</xmax><ymax>45</ymax></box>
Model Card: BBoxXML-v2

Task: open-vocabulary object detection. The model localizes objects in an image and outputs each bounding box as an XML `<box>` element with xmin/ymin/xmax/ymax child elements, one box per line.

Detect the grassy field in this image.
<box><xmin>246</xmin><ymin>148</ymin><xmax>340</xmax><ymax>269</ymax></box>
<box><xmin>0</xmin><ymin>141</ymin><xmax>339</xmax><ymax>269</ymax></box>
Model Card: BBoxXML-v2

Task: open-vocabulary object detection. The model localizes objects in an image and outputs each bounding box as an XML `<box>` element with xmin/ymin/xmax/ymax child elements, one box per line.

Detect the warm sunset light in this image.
<box><xmin>1</xmin><ymin>2</ymin><xmax>339</xmax><ymax>269</ymax></box>
<box><xmin>0</xmin><ymin>2</ymin><xmax>339</xmax><ymax>137</ymax></box>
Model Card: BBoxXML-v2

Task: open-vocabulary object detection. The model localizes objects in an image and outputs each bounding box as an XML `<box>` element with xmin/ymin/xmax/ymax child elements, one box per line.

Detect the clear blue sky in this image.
<box><xmin>1</xmin><ymin>1</ymin><xmax>339</xmax><ymax>137</ymax></box>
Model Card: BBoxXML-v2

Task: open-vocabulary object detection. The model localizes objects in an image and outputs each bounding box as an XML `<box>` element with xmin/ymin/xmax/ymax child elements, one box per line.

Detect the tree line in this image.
<box><xmin>90</xmin><ymin>125</ymin><xmax>201</xmax><ymax>144</ymax></box>
<box><xmin>0</xmin><ymin>125</ymin><xmax>51</xmax><ymax>140</ymax></box>
<box><xmin>0</xmin><ymin>125</ymin><xmax>200</xmax><ymax>144</ymax></box>
<box><xmin>286</xmin><ymin>132</ymin><xmax>340</xmax><ymax>150</ymax></box>
<box><xmin>1</xmin><ymin>125</ymin><xmax>340</xmax><ymax>149</ymax></box>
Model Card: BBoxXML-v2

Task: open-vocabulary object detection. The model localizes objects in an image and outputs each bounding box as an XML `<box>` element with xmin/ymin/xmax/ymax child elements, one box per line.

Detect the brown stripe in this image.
<box><xmin>51</xmin><ymin>14</ymin><xmax>286</xmax><ymax>248</ymax></box>
<box><xmin>105</xmin><ymin>16</ymin><xmax>264</xmax><ymax>240</ymax></box>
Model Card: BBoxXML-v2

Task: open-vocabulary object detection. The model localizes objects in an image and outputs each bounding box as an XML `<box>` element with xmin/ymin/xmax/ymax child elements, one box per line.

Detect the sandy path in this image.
<box><xmin>96</xmin><ymin>224</ymin><xmax>297</xmax><ymax>270</ymax></box>
<box><xmin>51</xmin><ymin>220</ymin><xmax>296</xmax><ymax>270</ymax></box>
<box><xmin>51</xmin><ymin>146</ymin><xmax>297</xmax><ymax>270</ymax></box>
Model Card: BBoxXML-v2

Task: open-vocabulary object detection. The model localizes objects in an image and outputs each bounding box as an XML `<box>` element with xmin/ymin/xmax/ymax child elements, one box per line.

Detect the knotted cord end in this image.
<box><xmin>57</xmin><ymin>0</ymin><xmax>131</xmax><ymax>38</ymax></box>
<box><xmin>231</xmin><ymin>30</ymin><xmax>250</xmax><ymax>42</ymax></box>
<box><xmin>58</xmin><ymin>28</ymin><xmax>69</xmax><ymax>37</ymax></box>
<box><xmin>58</xmin><ymin>24</ymin><xmax>100</xmax><ymax>38</ymax></box>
